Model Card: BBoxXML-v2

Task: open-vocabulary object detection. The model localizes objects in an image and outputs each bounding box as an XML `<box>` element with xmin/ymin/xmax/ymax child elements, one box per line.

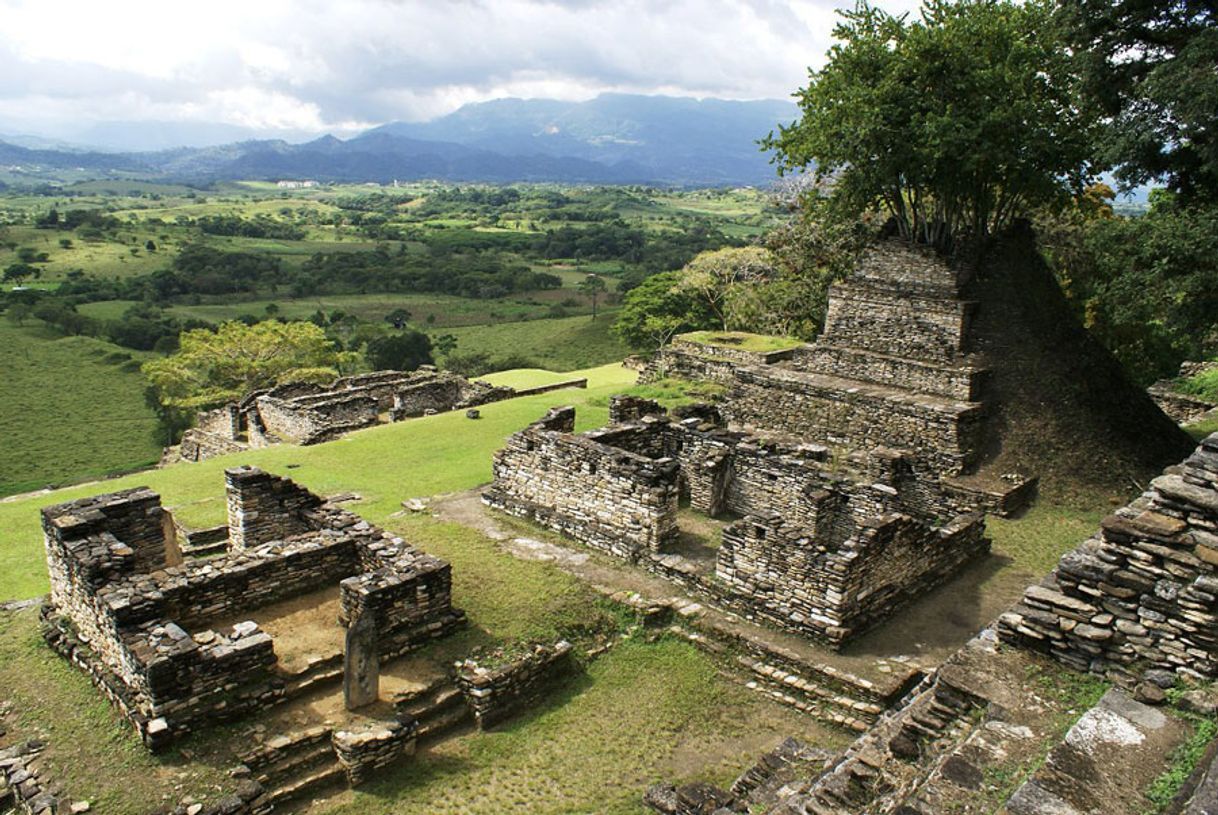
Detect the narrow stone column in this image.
<box><xmin>344</xmin><ymin>611</ymin><xmax>379</xmax><ymax>710</ymax></box>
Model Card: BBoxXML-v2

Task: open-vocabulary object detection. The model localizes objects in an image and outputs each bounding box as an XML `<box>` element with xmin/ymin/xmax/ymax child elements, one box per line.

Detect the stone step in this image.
<box><xmin>282</xmin><ymin>665</ymin><xmax>344</xmax><ymax>699</ymax></box>
<box><xmin>790</xmin><ymin>343</ymin><xmax>986</xmax><ymax>402</ymax></box>
<box><xmin>256</xmin><ymin>742</ymin><xmax>338</xmax><ymax>789</ymax></box>
<box><xmin>264</xmin><ymin>763</ymin><xmax>346</xmax><ymax>809</ymax></box>
<box><xmin>1003</xmin><ymin>688</ymin><xmax>1192</xmax><ymax>815</ymax></box>
<box><xmin>240</xmin><ymin>725</ymin><xmax>334</xmax><ymax>773</ymax></box>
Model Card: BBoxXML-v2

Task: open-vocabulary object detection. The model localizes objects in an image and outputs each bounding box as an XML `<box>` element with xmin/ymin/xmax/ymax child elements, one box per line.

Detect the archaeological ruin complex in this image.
<box><xmin>485</xmin><ymin>241</ymin><xmax>1039</xmax><ymax>647</ymax></box>
<box><xmin>40</xmin><ymin>466</ymin><xmax>466</xmax><ymax>750</ymax></box>
<box><xmin>174</xmin><ymin>367</ymin><xmax>587</xmax><ymax>463</ymax></box>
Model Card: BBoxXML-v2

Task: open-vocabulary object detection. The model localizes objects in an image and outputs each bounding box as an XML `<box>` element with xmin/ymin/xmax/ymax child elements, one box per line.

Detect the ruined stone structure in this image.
<box><xmin>173</xmin><ymin>369</ymin><xmax>589</xmax><ymax>463</ymax></box>
<box><xmin>454</xmin><ymin>641</ymin><xmax>576</xmax><ymax>729</ymax></box>
<box><xmin>644</xmin><ymin>434</ymin><xmax>1218</xmax><ymax>815</ymax></box>
<box><xmin>646</xmin><ymin>242</ymin><xmax>998</xmax><ymax>483</ymax></box>
<box><xmin>40</xmin><ymin>467</ymin><xmax>464</xmax><ymax>750</ymax></box>
<box><xmin>998</xmin><ymin>432</ymin><xmax>1218</xmax><ymax>682</ymax></box>
<box><xmin>1150</xmin><ymin>360</ymin><xmax>1218</xmax><ymax>426</ymax></box>
<box><xmin>486</xmin><ymin>399</ymin><xmax>988</xmax><ymax>647</ymax></box>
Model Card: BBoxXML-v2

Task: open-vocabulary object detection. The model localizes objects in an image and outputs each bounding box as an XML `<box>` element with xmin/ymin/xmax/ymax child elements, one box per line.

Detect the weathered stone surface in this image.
<box><xmin>41</xmin><ymin>468</ymin><xmax>463</xmax><ymax>751</ymax></box>
<box><xmin>343</xmin><ymin>612</ymin><xmax>379</xmax><ymax>710</ymax></box>
<box><xmin>999</xmin><ymin>434</ymin><xmax>1218</xmax><ymax>683</ymax></box>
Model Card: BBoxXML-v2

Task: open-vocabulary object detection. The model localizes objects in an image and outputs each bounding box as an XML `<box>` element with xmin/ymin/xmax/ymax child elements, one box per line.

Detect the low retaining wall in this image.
<box><xmin>333</xmin><ymin>718</ymin><xmax>416</xmax><ymax>785</ymax></box>
<box><xmin>455</xmin><ymin>641</ymin><xmax>575</xmax><ymax>729</ymax></box>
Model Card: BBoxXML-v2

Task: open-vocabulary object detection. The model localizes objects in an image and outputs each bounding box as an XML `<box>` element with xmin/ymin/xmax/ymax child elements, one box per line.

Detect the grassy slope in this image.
<box><xmin>0</xmin><ymin>322</ymin><xmax>162</xmax><ymax>497</ymax></box>
<box><xmin>0</xmin><ymin>363</ymin><xmax>634</xmax><ymax>601</ymax></box>
<box><xmin>444</xmin><ymin>312</ymin><xmax>631</xmax><ymax>372</ymax></box>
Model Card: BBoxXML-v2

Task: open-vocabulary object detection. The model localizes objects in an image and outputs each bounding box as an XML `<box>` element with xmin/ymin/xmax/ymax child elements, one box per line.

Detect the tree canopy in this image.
<box><xmin>1060</xmin><ymin>0</ymin><xmax>1218</xmax><ymax>200</ymax></box>
<box><xmin>143</xmin><ymin>320</ymin><xmax>357</xmax><ymax>409</ymax></box>
<box><xmin>765</xmin><ymin>0</ymin><xmax>1097</xmax><ymax>248</ymax></box>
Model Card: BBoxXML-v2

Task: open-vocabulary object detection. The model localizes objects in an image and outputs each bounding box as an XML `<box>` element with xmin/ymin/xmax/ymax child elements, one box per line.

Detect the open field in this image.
<box><xmin>444</xmin><ymin>312</ymin><xmax>631</xmax><ymax>371</ymax></box>
<box><xmin>0</xmin><ymin>321</ymin><xmax>162</xmax><ymax>497</ymax></box>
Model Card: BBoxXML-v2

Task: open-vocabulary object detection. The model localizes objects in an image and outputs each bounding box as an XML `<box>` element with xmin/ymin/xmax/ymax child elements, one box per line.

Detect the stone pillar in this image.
<box><xmin>344</xmin><ymin>611</ymin><xmax>379</xmax><ymax>710</ymax></box>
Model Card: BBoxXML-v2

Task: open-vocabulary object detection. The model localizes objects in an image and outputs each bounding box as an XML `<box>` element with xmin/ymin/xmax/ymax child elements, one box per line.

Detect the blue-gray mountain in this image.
<box><xmin>0</xmin><ymin>95</ymin><xmax>798</xmax><ymax>187</ymax></box>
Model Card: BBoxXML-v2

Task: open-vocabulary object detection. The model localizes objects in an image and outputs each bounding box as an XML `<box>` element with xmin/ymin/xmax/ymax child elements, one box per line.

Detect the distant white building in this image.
<box><xmin>276</xmin><ymin>180</ymin><xmax>318</xmax><ymax>189</ymax></box>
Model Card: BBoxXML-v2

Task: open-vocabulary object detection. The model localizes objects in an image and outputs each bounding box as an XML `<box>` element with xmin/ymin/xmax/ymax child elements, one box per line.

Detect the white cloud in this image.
<box><xmin>0</xmin><ymin>0</ymin><xmax>925</xmax><ymax>142</ymax></box>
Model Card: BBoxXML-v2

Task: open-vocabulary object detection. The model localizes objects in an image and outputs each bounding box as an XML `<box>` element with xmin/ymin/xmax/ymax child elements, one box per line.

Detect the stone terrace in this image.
<box><xmin>176</xmin><ymin>368</ymin><xmax>588</xmax><ymax>463</ymax></box>
<box><xmin>646</xmin><ymin>434</ymin><xmax>1218</xmax><ymax>815</ymax></box>
<box><xmin>645</xmin><ymin>240</ymin><xmax>1036</xmax><ymax>511</ymax></box>
<box><xmin>485</xmin><ymin>398</ymin><xmax>989</xmax><ymax>648</ymax></box>
<box><xmin>40</xmin><ymin>466</ymin><xmax>465</xmax><ymax>750</ymax></box>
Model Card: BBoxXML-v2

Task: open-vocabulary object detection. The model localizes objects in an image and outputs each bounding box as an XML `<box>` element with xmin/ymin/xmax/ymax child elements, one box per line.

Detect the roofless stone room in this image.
<box><xmin>2</xmin><ymin>0</ymin><xmax>1217</xmax><ymax>812</ymax></box>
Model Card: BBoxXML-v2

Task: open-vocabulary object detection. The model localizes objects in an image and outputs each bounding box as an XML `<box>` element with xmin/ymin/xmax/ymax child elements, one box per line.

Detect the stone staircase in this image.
<box><xmin>238</xmin><ymin>726</ymin><xmax>345</xmax><ymax>811</ymax></box>
<box><xmin>392</xmin><ymin>677</ymin><xmax>472</xmax><ymax>742</ymax></box>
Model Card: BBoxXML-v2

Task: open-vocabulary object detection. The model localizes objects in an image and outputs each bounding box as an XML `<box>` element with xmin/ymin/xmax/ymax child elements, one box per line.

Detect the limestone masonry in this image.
<box><xmin>645</xmin><ymin>241</ymin><xmax>996</xmax><ymax>481</ymax></box>
<box><xmin>485</xmin><ymin>397</ymin><xmax>989</xmax><ymax>647</ymax></box>
<box><xmin>175</xmin><ymin>367</ymin><xmax>587</xmax><ymax>463</ymax></box>
<box><xmin>999</xmin><ymin>432</ymin><xmax>1218</xmax><ymax>682</ymax></box>
<box><xmin>40</xmin><ymin>466</ymin><xmax>465</xmax><ymax>750</ymax></box>
<box><xmin>645</xmin><ymin>434</ymin><xmax>1218</xmax><ymax>815</ymax></box>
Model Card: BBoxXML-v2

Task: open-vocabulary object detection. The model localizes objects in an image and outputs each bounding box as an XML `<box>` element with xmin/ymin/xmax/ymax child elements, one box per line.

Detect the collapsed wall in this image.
<box><xmin>40</xmin><ymin>466</ymin><xmax>464</xmax><ymax>750</ymax></box>
<box><xmin>998</xmin><ymin>433</ymin><xmax>1218</xmax><ymax>681</ymax></box>
<box><xmin>485</xmin><ymin>401</ymin><xmax>988</xmax><ymax>647</ymax></box>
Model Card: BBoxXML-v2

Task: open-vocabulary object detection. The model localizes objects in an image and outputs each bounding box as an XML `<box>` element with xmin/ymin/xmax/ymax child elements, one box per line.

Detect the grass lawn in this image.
<box><xmin>678</xmin><ymin>330</ymin><xmax>805</xmax><ymax>353</ymax></box>
<box><xmin>445</xmin><ymin>313</ymin><xmax>631</xmax><ymax>372</ymax></box>
<box><xmin>0</xmin><ymin>322</ymin><xmax>163</xmax><ymax>498</ymax></box>
<box><xmin>0</xmin><ymin>362</ymin><xmax>635</xmax><ymax>601</ymax></box>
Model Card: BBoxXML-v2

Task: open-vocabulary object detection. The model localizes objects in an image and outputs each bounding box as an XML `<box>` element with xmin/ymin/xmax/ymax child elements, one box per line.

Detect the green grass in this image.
<box><xmin>329</xmin><ymin>636</ymin><xmax>845</xmax><ymax>815</ymax></box>
<box><xmin>444</xmin><ymin>313</ymin><xmax>632</xmax><ymax>372</ymax></box>
<box><xmin>0</xmin><ymin>362</ymin><xmax>635</xmax><ymax>601</ymax></box>
<box><xmin>678</xmin><ymin>331</ymin><xmax>805</xmax><ymax>353</ymax></box>
<box><xmin>0</xmin><ymin>607</ymin><xmax>236</xmax><ymax>811</ymax></box>
<box><xmin>987</xmin><ymin>501</ymin><xmax>1108</xmax><ymax>576</ymax></box>
<box><xmin>1186</xmin><ymin>415</ymin><xmax>1218</xmax><ymax>442</ymax></box>
<box><xmin>0</xmin><ymin>322</ymin><xmax>162</xmax><ymax>498</ymax></box>
<box><xmin>1144</xmin><ymin>710</ymin><xmax>1217</xmax><ymax>813</ymax></box>
<box><xmin>588</xmin><ymin>377</ymin><xmax>728</xmax><ymax>410</ymax></box>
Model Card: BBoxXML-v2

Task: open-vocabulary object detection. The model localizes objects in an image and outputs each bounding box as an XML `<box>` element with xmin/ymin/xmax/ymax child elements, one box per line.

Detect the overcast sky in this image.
<box><xmin>0</xmin><ymin>0</ymin><xmax>923</xmax><ymax>144</ymax></box>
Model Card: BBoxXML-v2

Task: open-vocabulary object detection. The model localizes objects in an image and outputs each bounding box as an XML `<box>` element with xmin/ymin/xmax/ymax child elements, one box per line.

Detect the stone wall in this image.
<box><xmin>41</xmin><ymin>468</ymin><xmax>463</xmax><ymax>751</ymax></box>
<box><xmin>998</xmin><ymin>433</ymin><xmax>1218</xmax><ymax>682</ymax></box>
<box><xmin>483</xmin><ymin>407</ymin><xmax>681</xmax><ymax>560</ymax></box>
<box><xmin>254</xmin><ymin>393</ymin><xmax>380</xmax><ymax>445</ymax></box>
<box><xmin>487</xmin><ymin>407</ymin><xmax>988</xmax><ymax>648</ymax></box>
<box><xmin>454</xmin><ymin>641</ymin><xmax>575</xmax><ymax>729</ymax></box>
<box><xmin>178</xmin><ymin>429</ymin><xmax>247</xmax><ymax>463</ymax></box>
<box><xmin>332</xmin><ymin>718</ymin><xmax>416</xmax><ymax>785</ymax></box>
<box><xmin>724</xmin><ymin>366</ymin><xmax>985</xmax><ymax>476</ymax></box>
<box><xmin>717</xmin><ymin>511</ymin><xmax>986</xmax><ymax>645</ymax></box>
<box><xmin>225</xmin><ymin>466</ymin><xmax>322</xmax><ymax>551</ymax></box>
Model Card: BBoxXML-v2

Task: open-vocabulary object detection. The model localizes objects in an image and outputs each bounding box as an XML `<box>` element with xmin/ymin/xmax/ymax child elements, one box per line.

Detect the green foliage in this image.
<box><xmin>1039</xmin><ymin>196</ymin><xmax>1218</xmax><ymax>383</ymax></box>
<box><xmin>1179</xmin><ymin>365</ymin><xmax>1218</xmax><ymax>402</ymax></box>
<box><xmin>1145</xmin><ymin>714</ymin><xmax>1218</xmax><ymax>812</ymax></box>
<box><xmin>143</xmin><ymin>320</ymin><xmax>357</xmax><ymax>408</ymax></box>
<box><xmin>365</xmin><ymin>330</ymin><xmax>434</xmax><ymax>371</ymax></box>
<box><xmin>1060</xmin><ymin>0</ymin><xmax>1218</xmax><ymax>199</ymax></box>
<box><xmin>613</xmin><ymin>271</ymin><xmax>716</xmax><ymax>351</ymax></box>
<box><xmin>766</xmin><ymin>0</ymin><xmax>1096</xmax><ymax>247</ymax></box>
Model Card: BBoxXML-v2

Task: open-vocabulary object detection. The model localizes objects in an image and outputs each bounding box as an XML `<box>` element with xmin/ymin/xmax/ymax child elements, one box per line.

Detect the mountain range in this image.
<box><xmin>0</xmin><ymin>94</ymin><xmax>799</xmax><ymax>187</ymax></box>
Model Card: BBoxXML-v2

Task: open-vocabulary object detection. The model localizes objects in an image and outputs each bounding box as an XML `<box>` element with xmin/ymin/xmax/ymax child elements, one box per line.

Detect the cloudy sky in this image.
<box><xmin>0</xmin><ymin>0</ymin><xmax>922</xmax><ymax>147</ymax></box>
